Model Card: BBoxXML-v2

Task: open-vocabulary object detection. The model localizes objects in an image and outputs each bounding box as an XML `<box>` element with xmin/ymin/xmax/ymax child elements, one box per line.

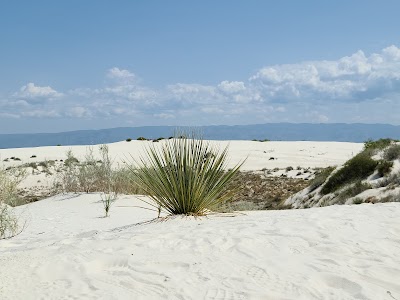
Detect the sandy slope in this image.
<box><xmin>1</xmin><ymin>193</ymin><xmax>400</xmax><ymax>300</ymax></box>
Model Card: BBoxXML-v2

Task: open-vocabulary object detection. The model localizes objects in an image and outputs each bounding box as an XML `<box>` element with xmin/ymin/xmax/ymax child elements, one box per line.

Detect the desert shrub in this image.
<box><xmin>321</xmin><ymin>153</ymin><xmax>377</xmax><ymax>195</ymax></box>
<box><xmin>376</xmin><ymin>160</ymin><xmax>393</xmax><ymax>177</ymax></box>
<box><xmin>131</xmin><ymin>134</ymin><xmax>244</xmax><ymax>215</ymax></box>
<box><xmin>336</xmin><ymin>180</ymin><xmax>371</xmax><ymax>203</ymax></box>
<box><xmin>64</xmin><ymin>150</ymin><xmax>79</xmax><ymax>166</ymax></box>
<box><xmin>353</xmin><ymin>198</ymin><xmax>363</xmax><ymax>205</ymax></box>
<box><xmin>364</xmin><ymin>138</ymin><xmax>393</xmax><ymax>151</ymax></box>
<box><xmin>0</xmin><ymin>168</ymin><xmax>26</xmax><ymax>239</ymax></box>
<box><xmin>286</xmin><ymin>166</ymin><xmax>293</xmax><ymax>172</ymax></box>
<box><xmin>126</xmin><ymin>138</ymin><xmax>132</xmax><ymax>142</ymax></box>
<box><xmin>380</xmin><ymin>193</ymin><xmax>400</xmax><ymax>203</ymax></box>
<box><xmin>56</xmin><ymin>145</ymin><xmax>141</xmax><ymax>195</ymax></box>
<box><xmin>309</xmin><ymin>166</ymin><xmax>335</xmax><ymax>192</ymax></box>
<box><xmin>383</xmin><ymin>144</ymin><xmax>400</xmax><ymax>161</ymax></box>
<box><xmin>137</xmin><ymin>137</ymin><xmax>147</xmax><ymax>141</ymax></box>
<box><xmin>378</xmin><ymin>171</ymin><xmax>400</xmax><ymax>188</ymax></box>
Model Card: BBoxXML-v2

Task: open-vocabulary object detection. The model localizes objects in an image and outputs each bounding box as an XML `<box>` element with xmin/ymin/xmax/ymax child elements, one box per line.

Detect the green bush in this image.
<box><xmin>321</xmin><ymin>153</ymin><xmax>377</xmax><ymax>195</ymax></box>
<box><xmin>364</xmin><ymin>138</ymin><xmax>393</xmax><ymax>151</ymax></box>
<box><xmin>132</xmin><ymin>135</ymin><xmax>244</xmax><ymax>215</ymax></box>
<box><xmin>126</xmin><ymin>138</ymin><xmax>132</xmax><ymax>142</ymax></box>
<box><xmin>309</xmin><ymin>166</ymin><xmax>335</xmax><ymax>192</ymax></box>
<box><xmin>336</xmin><ymin>180</ymin><xmax>371</xmax><ymax>203</ymax></box>
<box><xmin>376</xmin><ymin>160</ymin><xmax>393</xmax><ymax>177</ymax></box>
<box><xmin>137</xmin><ymin>137</ymin><xmax>147</xmax><ymax>141</ymax></box>
<box><xmin>384</xmin><ymin>144</ymin><xmax>400</xmax><ymax>161</ymax></box>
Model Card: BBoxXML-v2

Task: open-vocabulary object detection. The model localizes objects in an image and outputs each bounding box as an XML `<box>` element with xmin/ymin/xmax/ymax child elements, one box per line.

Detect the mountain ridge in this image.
<box><xmin>1</xmin><ymin>123</ymin><xmax>399</xmax><ymax>149</ymax></box>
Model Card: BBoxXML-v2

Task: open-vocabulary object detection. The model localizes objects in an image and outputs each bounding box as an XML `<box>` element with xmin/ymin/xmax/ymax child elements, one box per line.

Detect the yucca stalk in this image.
<box><xmin>132</xmin><ymin>135</ymin><xmax>243</xmax><ymax>216</ymax></box>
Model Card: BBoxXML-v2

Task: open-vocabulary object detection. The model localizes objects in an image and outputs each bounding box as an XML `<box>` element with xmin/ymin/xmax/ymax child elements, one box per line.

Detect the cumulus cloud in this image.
<box><xmin>107</xmin><ymin>67</ymin><xmax>137</xmax><ymax>85</ymax></box>
<box><xmin>3</xmin><ymin>45</ymin><xmax>400</xmax><ymax>125</ymax></box>
<box><xmin>15</xmin><ymin>83</ymin><xmax>63</xmax><ymax>101</ymax></box>
<box><xmin>250</xmin><ymin>45</ymin><xmax>400</xmax><ymax>102</ymax></box>
<box><xmin>218</xmin><ymin>81</ymin><xmax>246</xmax><ymax>94</ymax></box>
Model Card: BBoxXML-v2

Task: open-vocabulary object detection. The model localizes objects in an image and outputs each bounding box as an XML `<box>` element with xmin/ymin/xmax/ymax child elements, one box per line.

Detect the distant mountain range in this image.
<box><xmin>0</xmin><ymin>123</ymin><xmax>399</xmax><ymax>149</ymax></box>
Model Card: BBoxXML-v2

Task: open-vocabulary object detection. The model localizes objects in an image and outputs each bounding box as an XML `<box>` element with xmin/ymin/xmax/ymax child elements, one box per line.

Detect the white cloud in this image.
<box><xmin>107</xmin><ymin>67</ymin><xmax>137</xmax><ymax>84</ymax></box>
<box><xmin>250</xmin><ymin>45</ymin><xmax>400</xmax><ymax>102</ymax></box>
<box><xmin>21</xmin><ymin>110</ymin><xmax>60</xmax><ymax>118</ymax></box>
<box><xmin>218</xmin><ymin>81</ymin><xmax>246</xmax><ymax>93</ymax></box>
<box><xmin>5</xmin><ymin>46</ymin><xmax>400</xmax><ymax>125</ymax></box>
<box><xmin>15</xmin><ymin>83</ymin><xmax>62</xmax><ymax>101</ymax></box>
<box><xmin>65</xmin><ymin>106</ymin><xmax>90</xmax><ymax>118</ymax></box>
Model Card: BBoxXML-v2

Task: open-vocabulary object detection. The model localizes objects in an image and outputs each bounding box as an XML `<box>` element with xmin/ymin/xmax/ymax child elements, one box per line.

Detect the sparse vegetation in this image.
<box><xmin>64</xmin><ymin>150</ymin><xmax>79</xmax><ymax>166</ymax></box>
<box><xmin>137</xmin><ymin>137</ymin><xmax>147</xmax><ymax>141</ymax></box>
<box><xmin>321</xmin><ymin>153</ymin><xmax>377</xmax><ymax>195</ymax></box>
<box><xmin>377</xmin><ymin>160</ymin><xmax>393</xmax><ymax>177</ymax></box>
<box><xmin>383</xmin><ymin>144</ymin><xmax>400</xmax><ymax>161</ymax></box>
<box><xmin>126</xmin><ymin>138</ymin><xmax>132</xmax><ymax>142</ymax></box>
<box><xmin>309</xmin><ymin>166</ymin><xmax>335</xmax><ymax>192</ymax></box>
<box><xmin>56</xmin><ymin>145</ymin><xmax>142</xmax><ymax>195</ymax></box>
<box><xmin>131</xmin><ymin>134</ymin><xmax>244</xmax><ymax>215</ymax></box>
<box><xmin>218</xmin><ymin>172</ymin><xmax>307</xmax><ymax>212</ymax></box>
<box><xmin>101</xmin><ymin>192</ymin><xmax>117</xmax><ymax>217</ymax></box>
<box><xmin>364</xmin><ymin>138</ymin><xmax>393</xmax><ymax>151</ymax></box>
<box><xmin>336</xmin><ymin>180</ymin><xmax>372</xmax><ymax>203</ymax></box>
<box><xmin>0</xmin><ymin>168</ymin><xmax>26</xmax><ymax>239</ymax></box>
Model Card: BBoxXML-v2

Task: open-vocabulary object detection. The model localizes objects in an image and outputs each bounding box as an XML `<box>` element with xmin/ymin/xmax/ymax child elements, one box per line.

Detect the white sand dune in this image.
<box><xmin>2</xmin><ymin>140</ymin><xmax>399</xmax><ymax>299</ymax></box>
<box><xmin>1</xmin><ymin>194</ymin><xmax>399</xmax><ymax>299</ymax></box>
<box><xmin>0</xmin><ymin>140</ymin><xmax>363</xmax><ymax>170</ymax></box>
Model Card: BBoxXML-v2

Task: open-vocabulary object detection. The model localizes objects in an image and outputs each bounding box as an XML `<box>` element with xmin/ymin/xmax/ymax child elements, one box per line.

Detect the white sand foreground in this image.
<box><xmin>1</xmin><ymin>193</ymin><xmax>400</xmax><ymax>300</ymax></box>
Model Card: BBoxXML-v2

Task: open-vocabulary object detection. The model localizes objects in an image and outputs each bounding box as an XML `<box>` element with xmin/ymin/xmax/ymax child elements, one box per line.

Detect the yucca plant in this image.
<box><xmin>131</xmin><ymin>135</ymin><xmax>244</xmax><ymax>216</ymax></box>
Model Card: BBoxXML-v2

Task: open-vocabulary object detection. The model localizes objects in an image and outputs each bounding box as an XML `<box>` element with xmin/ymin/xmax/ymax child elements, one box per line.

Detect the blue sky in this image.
<box><xmin>1</xmin><ymin>1</ymin><xmax>400</xmax><ymax>133</ymax></box>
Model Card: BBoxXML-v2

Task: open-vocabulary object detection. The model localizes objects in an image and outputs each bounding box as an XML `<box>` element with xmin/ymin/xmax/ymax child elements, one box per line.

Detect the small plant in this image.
<box><xmin>353</xmin><ymin>198</ymin><xmax>363</xmax><ymax>205</ymax></box>
<box><xmin>101</xmin><ymin>191</ymin><xmax>117</xmax><ymax>217</ymax></box>
<box><xmin>0</xmin><ymin>168</ymin><xmax>26</xmax><ymax>239</ymax></box>
<box><xmin>309</xmin><ymin>166</ymin><xmax>335</xmax><ymax>192</ymax></box>
<box><xmin>131</xmin><ymin>133</ymin><xmax>244</xmax><ymax>216</ymax></box>
<box><xmin>383</xmin><ymin>144</ymin><xmax>400</xmax><ymax>161</ymax></box>
<box><xmin>64</xmin><ymin>150</ymin><xmax>79</xmax><ymax>166</ymax></box>
<box><xmin>57</xmin><ymin>144</ymin><xmax>62</xmax><ymax>146</ymax></box>
<box><xmin>321</xmin><ymin>153</ymin><xmax>377</xmax><ymax>195</ymax></box>
<box><xmin>126</xmin><ymin>138</ymin><xmax>132</xmax><ymax>142</ymax></box>
<box><xmin>38</xmin><ymin>161</ymin><xmax>48</xmax><ymax>168</ymax></box>
<box><xmin>337</xmin><ymin>180</ymin><xmax>371</xmax><ymax>202</ymax></box>
<box><xmin>137</xmin><ymin>137</ymin><xmax>147</xmax><ymax>141</ymax></box>
<box><xmin>26</xmin><ymin>162</ymin><xmax>38</xmax><ymax>169</ymax></box>
<box><xmin>376</xmin><ymin>160</ymin><xmax>393</xmax><ymax>177</ymax></box>
<box><xmin>286</xmin><ymin>166</ymin><xmax>294</xmax><ymax>172</ymax></box>
<box><xmin>30</xmin><ymin>155</ymin><xmax>37</xmax><ymax>158</ymax></box>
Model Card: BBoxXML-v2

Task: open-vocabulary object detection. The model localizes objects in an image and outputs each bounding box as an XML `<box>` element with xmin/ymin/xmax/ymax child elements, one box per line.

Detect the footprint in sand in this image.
<box><xmin>93</xmin><ymin>257</ymin><xmax>167</xmax><ymax>297</ymax></box>
<box><xmin>245</xmin><ymin>266</ymin><xmax>299</xmax><ymax>294</ymax></box>
<box><xmin>324</xmin><ymin>275</ymin><xmax>363</xmax><ymax>296</ymax></box>
<box><xmin>205</xmin><ymin>288</ymin><xmax>246</xmax><ymax>300</ymax></box>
